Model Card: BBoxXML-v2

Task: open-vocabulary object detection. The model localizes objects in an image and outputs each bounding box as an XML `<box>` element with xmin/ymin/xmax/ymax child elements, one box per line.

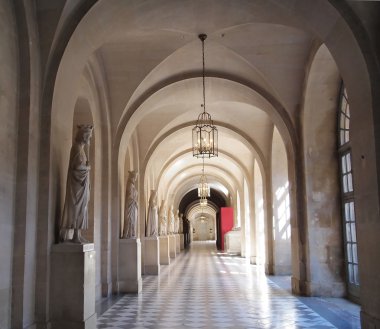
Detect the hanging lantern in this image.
<box><xmin>198</xmin><ymin>173</ymin><xmax>210</xmax><ymax>198</ymax></box>
<box><xmin>199</xmin><ymin>196</ymin><xmax>208</xmax><ymax>207</ymax></box>
<box><xmin>192</xmin><ymin>34</ymin><xmax>218</xmax><ymax>158</ymax></box>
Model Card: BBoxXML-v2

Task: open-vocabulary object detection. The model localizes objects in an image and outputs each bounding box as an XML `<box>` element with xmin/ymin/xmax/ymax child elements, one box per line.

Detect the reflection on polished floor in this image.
<box><xmin>97</xmin><ymin>241</ymin><xmax>360</xmax><ymax>329</ymax></box>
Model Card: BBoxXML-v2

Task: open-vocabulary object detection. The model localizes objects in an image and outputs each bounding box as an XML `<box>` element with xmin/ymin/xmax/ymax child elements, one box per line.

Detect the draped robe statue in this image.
<box><xmin>179</xmin><ymin>213</ymin><xmax>184</xmax><ymax>234</ymax></box>
<box><xmin>60</xmin><ymin>124</ymin><xmax>93</xmax><ymax>243</ymax></box>
<box><xmin>175</xmin><ymin>209</ymin><xmax>180</xmax><ymax>234</ymax></box>
<box><xmin>122</xmin><ymin>171</ymin><xmax>138</xmax><ymax>238</ymax></box>
<box><xmin>168</xmin><ymin>205</ymin><xmax>175</xmax><ymax>234</ymax></box>
<box><xmin>159</xmin><ymin>201</ymin><xmax>167</xmax><ymax>236</ymax></box>
<box><xmin>146</xmin><ymin>190</ymin><xmax>158</xmax><ymax>237</ymax></box>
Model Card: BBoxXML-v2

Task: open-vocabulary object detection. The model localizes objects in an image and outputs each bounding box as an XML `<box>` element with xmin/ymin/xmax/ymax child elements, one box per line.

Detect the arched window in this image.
<box><xmin>338</xmin><ymin>84</ymin><xmax>360</xmax><ymax>302</ymax></box>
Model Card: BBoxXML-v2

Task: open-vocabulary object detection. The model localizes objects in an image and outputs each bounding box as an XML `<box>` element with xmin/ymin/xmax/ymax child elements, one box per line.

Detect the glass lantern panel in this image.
<box><xmin>346</xmin><ymin>223</ymin><xmax>352</xmax><ymax>242</ymax></box>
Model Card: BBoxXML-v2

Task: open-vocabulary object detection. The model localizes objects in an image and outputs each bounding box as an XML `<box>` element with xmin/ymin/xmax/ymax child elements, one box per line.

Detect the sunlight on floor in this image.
<box><xmin>97</xmin><ymin>241</ymin><xmax>360</xmax><ymax>329</ymax></box>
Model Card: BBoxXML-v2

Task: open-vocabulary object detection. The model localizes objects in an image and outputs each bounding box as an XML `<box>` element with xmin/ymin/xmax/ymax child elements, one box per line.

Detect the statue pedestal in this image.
<box><xmin>175</xmin><ymin>234</ymin><xmax>180</xmax><ymax>254</ymax></box>
<box><xmin>143</xmin><ymin>236</ymin><xmax>160</xmax><ymax>275</ymax></box>
<box><xmin>159</xmin><ymin>236</ymin><xmax>170</xmax><ymax>265</ymax></box>
<box><xmin>180</xmin><ymin>233</ymin><xmax>185</xmax><ymax>250</ymax></box>
<box><xmin>169</xmin><ymin>235</ymin><xmax>177</xmax><ymax>258</ymax></box>
<box><xmin>225</xmin><ymin>230</ymin><xmax>241</xmax><ymax>255</ymax></box>
<box><xmin>118</xmin><ymin>238</ymin><xmax>142</xmax><ymax>293</ymax></box>
<box><xmin>51</xmin><ymin>243</ymin><xmax>97</xmax><ymax>329</ymax></box>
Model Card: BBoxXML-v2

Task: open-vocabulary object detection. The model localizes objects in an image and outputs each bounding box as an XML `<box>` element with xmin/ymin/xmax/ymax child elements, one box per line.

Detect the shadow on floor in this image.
<box><xmin>268</xmin><ymin>275</ymin><xmax>361</xmax><ymax>329</ymax></box>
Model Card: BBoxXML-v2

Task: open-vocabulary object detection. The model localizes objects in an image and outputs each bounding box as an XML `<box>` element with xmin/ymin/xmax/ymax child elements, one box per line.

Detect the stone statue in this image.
<box><xmin>146</xmin><ymin>190</ymin><xmax>158</xmax><ymax>237</ymax></box>
<box><xmin>168</xmin><ymin>205</ymin><xmax>175</xmax><ymax>234</ymax></box>
<box><xmin>122</xmin><ymin>171</ymin><xmax>138</xmax><ymax>238</ymax></box>
<box><xmin>175</xmin><ymin>209</ymin><xmax>180</xmax><ymax>234</ymax></box>
<box><xmin>179</xmin><ymin>213</ymin><xmax>184</xmax><ymax>234</ymax></box>
<box><xmin>159</xmin><ymin>201</ymin><xmax>167</xmax><ymax>236</ymax></box>
<box><xmin>60</xmin><ymin>124</ymin><xmax>93</xmax><ymax>243</ymax></box>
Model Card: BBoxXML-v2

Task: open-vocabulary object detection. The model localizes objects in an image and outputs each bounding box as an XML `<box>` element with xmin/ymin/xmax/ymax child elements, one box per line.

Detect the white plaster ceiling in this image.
<box><xmin>55</xmin><ymin>0</ymin><xmax>318</xmax><ymax>212</ymax></box>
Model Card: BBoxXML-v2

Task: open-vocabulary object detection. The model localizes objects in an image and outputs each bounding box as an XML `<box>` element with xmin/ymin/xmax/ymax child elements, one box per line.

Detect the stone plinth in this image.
<box><xmin>143</xmin><ymin>236</ymin><xmax>160</xmax><ymax>275</ymax></box>
<box><xmin>225</xmin><ymin>230</ymin><xmax>241</xmax><ymax>255</ymax></box>
<box><xmin>169</xmin><ymin>235</ymin><xmax>177</xmax><ymax>258</ymax></box>
<box><xmin>175</xmin><ymin>234</ymin><xmax>180</xmax><ymax>254</ymax></box>
<box><xmin>51</xmin><ymin>243</ymin><xmax>97</xmax><ymax>329</ymax></box>
<box><xmin>180</xmin><ymin>233</ymin><xmax>185</xmax><ymax>250</ymax></box>
<box><xmin>159</xmin><ymin>236</ymin><xmax>170</xmax><ymax>265</ymax></box>
<box><xmin>118</xmin><ymin>239</ymin><xmax>142</xmax><ymax>293</ymax></box>
<box><xmin>361</xmin><ymin>311</ymin><xmax>380</xmax><ymax>329</ymax></box>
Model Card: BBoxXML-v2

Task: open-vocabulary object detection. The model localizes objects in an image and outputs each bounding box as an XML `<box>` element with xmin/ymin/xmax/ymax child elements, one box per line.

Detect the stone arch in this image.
<box><xmin>2</xmin><ymin>1</ymin><xmax>28</xmax><ymax>328</ymax></box>
<box><xmin>302</xmin><ymin>43</ymin><xmax>344</xmax><ymax>296</ymax></box>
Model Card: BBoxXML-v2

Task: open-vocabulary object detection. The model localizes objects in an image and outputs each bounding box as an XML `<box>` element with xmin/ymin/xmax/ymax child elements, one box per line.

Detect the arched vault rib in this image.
<box><xmin>117</xmin><ymin>76</ymin><xmax>296</xmax><ymax>170</ymax></box>
<box><xmin>142</xmin><ymin>124</ymin><xmax>267</xmax><ymax>202</ymax></box>
<box><xmin>157</xmin><ymin>159</ymin><xmax>238</xmax><ymax>195</ymax></box>
<box><xmin>143</xmin><ymin>122</ymin><xmax>266</xmax><ymax>174</ymax></box>
<box><xmin>174</xmin><ymin>178</ymin><xmax>231</xmax><ymax>208</ymax></box>
<box><xmin>152</xmin><ymin>145</ymin><xmax>250</xmax><ymax>191</ymax></box>
<box><xmin>164</xmin><ymin>162</ymin><xmax>241</xmax><ymax>203</ymax></box>
<box><xmin>187</xmin><ymin>204</ymin><xmax>217</xmax><ymax>222</ymax></box>
<box><xmin>116</xmin><ymin>70</ymin><xmax>290</xmax><ymax>140</ymax></box>
<box><xmin>171</xmin><ymin>173</ymin><xmax>236</xmax><ymax>211</ymax></box>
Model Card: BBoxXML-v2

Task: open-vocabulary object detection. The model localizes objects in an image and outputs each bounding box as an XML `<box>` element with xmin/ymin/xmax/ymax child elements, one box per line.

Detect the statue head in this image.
<box><xmin>128</xmin><ymin>170</ymin><xmax>138</xmax><ymax>183</ymax></box>
<box><xmin>75</xmin><ymin>124</ymin><xmax>93</xmax><ymax>144</ymax></box>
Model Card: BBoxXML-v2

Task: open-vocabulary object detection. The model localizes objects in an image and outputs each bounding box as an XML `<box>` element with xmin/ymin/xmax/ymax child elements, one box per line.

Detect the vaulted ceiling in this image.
<box><xmin>53</xmin><ymin>0</ymin><xmax>322</xmax><ymax>216</ymax></box>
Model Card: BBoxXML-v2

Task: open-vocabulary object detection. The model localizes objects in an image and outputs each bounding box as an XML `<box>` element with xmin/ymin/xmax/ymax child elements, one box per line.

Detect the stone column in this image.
<box><xmin>175</xmin><ymin>234</ymin><xmax>180</xmax><ymax>254</ymax></box>
<box><xmin>50</xmin><ymin>243</ymin><xmax>97</xmax><ymax>329</ymax></box>
<box><xmin>169</xmin><ymin>235</ymin><xmax>176</xmax><ymax>258</ymax></box>
<box><xmin>118</xmin><ymin>239</ymin><xmax>142</xmax><ymax>293</ymax></box>
<box><xmin>143</xmin><ymin>236</ymin><xmax>160</xmax><ymax>275</ymax></box>
<box><xmin>159</xmin><ymin>236</ymin><xmax>170</xmax><ymax>265</ymax></box>
<box><xmin>180</xmin><ymin>233</ymin><xmax>185</xmax><ymax>250</ymax></box>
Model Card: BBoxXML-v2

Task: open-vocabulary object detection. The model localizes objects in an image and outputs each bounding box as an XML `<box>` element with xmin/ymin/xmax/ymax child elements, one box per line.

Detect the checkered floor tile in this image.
<box><xmin>98</xmin><ymin>241</ymin><xmax>340</xmax><ymax>329</ymax></box>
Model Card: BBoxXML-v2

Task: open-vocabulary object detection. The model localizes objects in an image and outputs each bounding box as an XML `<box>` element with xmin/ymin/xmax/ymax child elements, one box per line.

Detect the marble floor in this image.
<box><xmin>97</xmin><ymin>241</ymin><xmax>360</xmax><ymax>329</ymax></box>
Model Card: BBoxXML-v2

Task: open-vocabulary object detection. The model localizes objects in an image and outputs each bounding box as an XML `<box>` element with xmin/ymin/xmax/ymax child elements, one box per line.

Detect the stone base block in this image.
<box><xmin>225</xmin><ymin>230</ymin><xmax>241</xmax><ymax>255</ymax></box>
<box><xmin>101</xmin><ymin>282</ymin><xmax>112</xmax><ymax>297</ymax></box>
<box><xmin>180</xmin><ymin>233</ymin><xmax>184</xmax><ymax>250</ymax></box>
<box><xmin>143</xmin><ymin>236</ymin><xmax>160</xmax><ymax>275</ymax></box>
<box><xmin>291</xmin><ymin>276</ymin><xmax>308</xmax><ymax>295</ymax></box>
<box><xmin>361</xmin><ymin>310</ymin><xmax>380</xmax><ymax>329</ymax></box>
<box><xmin>50</xmin><ymin>243</ymin><xmax>96</xmax><ymax>329</ymax></box>
<box><xmin>118</xmin><ymin>278</ymin><xmax>142</xmax><ymax>293</ymax></box>
<box><xmin>265</xmin><ymin>263</ymin><xmax>274</xmax><ymax>275</ymax></box>
<box><xmin>118</xmin><ymin>239</ymin><xmax>142</xmax><ymax>293</ymax></box>
<box><xmin>144</xmin><ymin>265</ymin><xmax>159</xmax><ymax>275</ymax></box>
<box><xmin>24</xmin><ymin>324</ymin><xmax>37</xmax><ymax>329</ymax></box>
<box><xmin>159</xmin><ymin>236</ymin><xmax>170</xmax><ymax>265</ymax></box>
<box><xmin>51</xmin><ymin>313</ymin><xmax>97</xmax><ymax>329</ymax></box>
<box><xmin>175</xmin><ymin>234</ymin><xmax>180</xmax><ymax>254</ymax></box>
<box><xmin>305</xmin><ymin>280</ymin><xmax>345</xmax><ymax>297</ymax></box>
<box><xmin>169</xmin><ymin>235</ymin><xmax>177</xmax><ymax>258</ymax></box>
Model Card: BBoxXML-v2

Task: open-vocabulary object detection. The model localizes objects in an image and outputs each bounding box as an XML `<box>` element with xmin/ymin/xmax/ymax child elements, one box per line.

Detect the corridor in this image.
<box><xmin>97</xmin><ymin>242</ymin><xmax>360</xmax><ymax>329</ymax></box>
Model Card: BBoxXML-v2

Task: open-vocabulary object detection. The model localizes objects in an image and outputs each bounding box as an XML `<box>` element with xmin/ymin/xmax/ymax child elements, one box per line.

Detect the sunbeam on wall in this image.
<box><xmin>275</xmin><ymin>181</ymin><xmax>290</xmax><ymax>241</ymax></box>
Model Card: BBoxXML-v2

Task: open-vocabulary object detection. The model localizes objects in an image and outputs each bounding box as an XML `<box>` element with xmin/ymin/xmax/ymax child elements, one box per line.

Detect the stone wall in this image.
<box><xmin>272</xmin><ymin>127</ymin><xmax>292</xmax><ymax>275</ymax></box>
<box><xmin>302</xmin><ymin>45</ymin><xmax>345</xmax><ymax>297</ymax></box>
<box><xmin>0</xmin><ymin>1</ymin><xmax>18</xmax><ymax>328</ymax></box>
